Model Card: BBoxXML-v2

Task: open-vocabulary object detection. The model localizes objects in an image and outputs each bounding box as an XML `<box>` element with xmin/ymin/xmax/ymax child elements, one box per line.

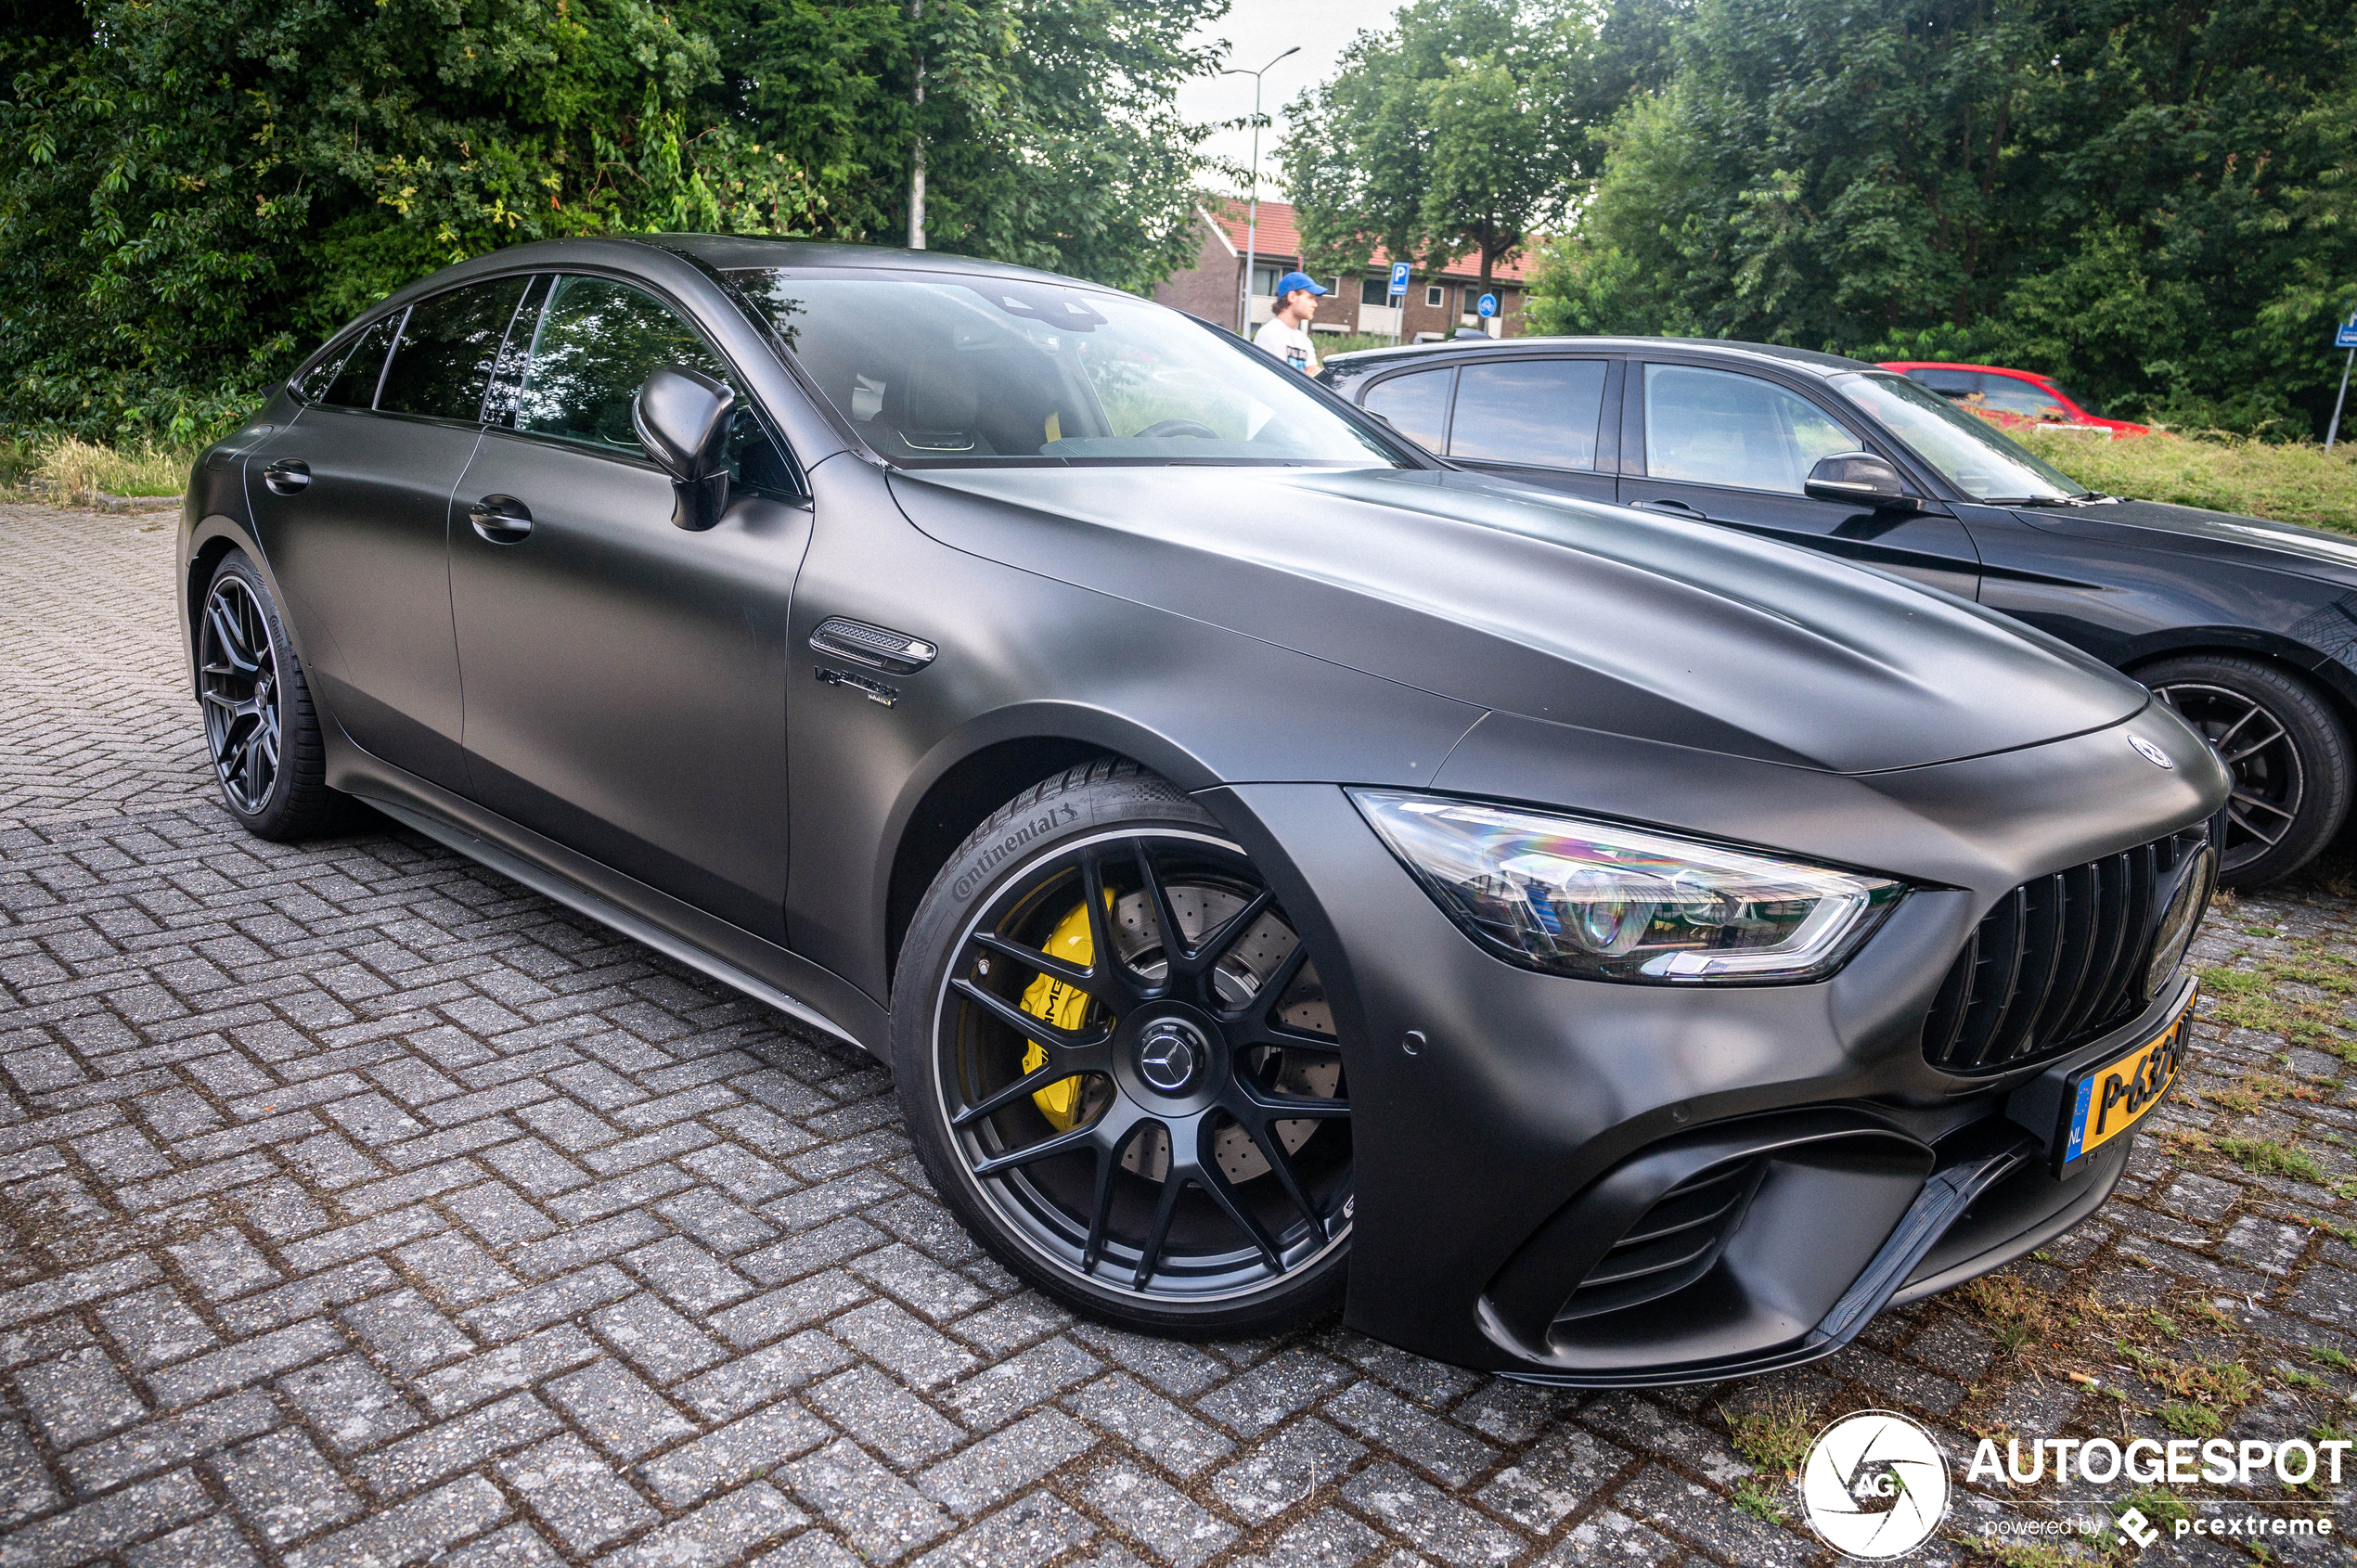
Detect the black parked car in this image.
<box><xmin>1323</xmin><ymin>338</ymin><xmax>2354</xmax><ymax>887</ymax></box>
<box><xmin>182</xmin><ymin>239</ymin><xmax>2225</xmax><ymax>1383</ymax></box>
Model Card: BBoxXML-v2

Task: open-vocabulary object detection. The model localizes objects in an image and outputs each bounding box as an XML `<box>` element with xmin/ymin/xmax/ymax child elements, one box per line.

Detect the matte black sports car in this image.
<box><xmin>181</xmin><ymin>238</ymin><xmax>2227</xmax><ymax>1383</ymax></box>
<box><xmin>1322</xmin><ymin>338</ymin><xmax>2353</xmax><ymax>888</ymax></box>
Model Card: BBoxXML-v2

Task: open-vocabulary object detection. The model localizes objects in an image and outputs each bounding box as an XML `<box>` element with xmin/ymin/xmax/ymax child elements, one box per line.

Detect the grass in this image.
<box><xmin>1730</xmin><ymin>1475</ymin><xmax>1791</xmax><ymax>1524</ymax></box>
<box><xmin>1955</xmin><ymin>1274</ymin><xmax>2058</xmax><ymax>1354</ymax></box>
<box><xmin>2008</xmin><ymin>421</ymin><xmax>2357</xmax><ymax>533</ymax></box>
<box><xmin>1723</xmin><ymin>1394</ymin><xmax>1816</xmax><ymax>1478</ymax></box>
<box><xmin>2215</xmin><ymin>1136</ymin><xmax>2327</xmax><ymax>1182</ymax></box>
<box><xmin>7</xmin><ymin>435</ymin><xmax>192</xmax><ymax>503</ymax></box>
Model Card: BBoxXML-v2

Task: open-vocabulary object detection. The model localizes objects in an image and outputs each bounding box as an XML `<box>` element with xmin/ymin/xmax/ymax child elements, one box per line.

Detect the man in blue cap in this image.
<box><xmin>1253</xmin><ymin>270</ymin><xmax>1328</xmax><ymax>373</ymax></box>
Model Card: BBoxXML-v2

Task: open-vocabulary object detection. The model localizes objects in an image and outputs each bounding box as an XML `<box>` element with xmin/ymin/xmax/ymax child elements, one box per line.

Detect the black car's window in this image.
<box><xmin>512</xmin><ymin>276</ymin><xmax>796</xmax><ymax>491</ymax></box>
<box><xmin>1838</xmin><ymin>372</ymin><xmax>2082</xmax><ymax>501</ymax></box>
<box><xmin>726</xmin><ymin>269</ymin><xmax>1404</xmax><ymax>467</ymax></box>
<box><xmin>1363</xmin><ymin>367</ymin><xmax>1452</xmax><ymax>451</ymax></box>
<box><xmin>378</xmin><ymin>277</ymin><xmax>532</xmax><ymax>421</ymax></box>
<box><xmin>514</xmin><ymin>276</ymin><xmax>731</xmax><ymax>453</ymax></box>
<box><xmin>306</xmin><ymin>315</ymin><xmax>403</xmax><ymax>408</ymax></box>
<box><xmin>1448</xmin><ymin>358</ymin><xmax>1607</xmax><ymax>469</ymax></box>
<box><xmin>1642</xmin><ymin>364</ymin><xmax>1855</xmax><ymax>495</ymax></box>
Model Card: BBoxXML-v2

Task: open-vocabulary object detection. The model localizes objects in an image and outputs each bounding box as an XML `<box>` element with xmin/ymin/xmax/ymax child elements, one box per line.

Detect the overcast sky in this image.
<box><xmin>1176</xmin><ymin>0</ymin><xmax>1396</xmax><ymax>198</ymax></box>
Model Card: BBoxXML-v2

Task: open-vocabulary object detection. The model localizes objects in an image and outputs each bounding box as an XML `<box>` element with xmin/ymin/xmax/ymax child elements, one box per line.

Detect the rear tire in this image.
<box><xmin>891</xmin><ymin>759</ymin><xmax>1351</xmax><ymax>1338</ymax></box>
<box><xmin>198</xmin><ymin>552</ymin><xmax>338</xmax><ymax>841</ymax></box>
<box><xmin>2142</xmin><ymin>653</ymin><xmax>2351</xmax><ymax>889</ymax></box>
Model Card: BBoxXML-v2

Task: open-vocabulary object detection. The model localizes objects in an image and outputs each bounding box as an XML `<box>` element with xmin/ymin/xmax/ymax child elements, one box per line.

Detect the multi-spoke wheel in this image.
<box><xmin>895</xmin><ymin>761</ymin><xmax>1351</xmax><ymax>1334</ymax></box>
<box><xmin>2143</xmin><ymin>653</ymin><xmax>2351</xmax><ymax>888</ymax></box>
<box><xmin>197</xmin><ymin>553</ymin><xmax>336</xmax><ymax>840</ymax></box>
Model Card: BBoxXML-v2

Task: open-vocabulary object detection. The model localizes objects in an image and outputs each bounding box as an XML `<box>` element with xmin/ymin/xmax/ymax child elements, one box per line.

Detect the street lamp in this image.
<box><xmin>1221</xmin><ymin>45</ymin><xmax>1299</xmax><ymax>337</ymax></box>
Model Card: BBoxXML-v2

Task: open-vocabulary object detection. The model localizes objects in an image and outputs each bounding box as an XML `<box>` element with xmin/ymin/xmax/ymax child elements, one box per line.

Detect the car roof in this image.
<box><xmin>1877</xmin><ymin>361</ymin><xmax>2055</xmax><ymax>382</ymax></box>
<box><xmin>1323</xmin><ymin>335</ymin><xmax>1882</xmax><ymax>378</ymax></box>
<box><xmin>642</xmin><ymin>234</ymin><xmax>1117</xmax><ymax>293</ymax></box>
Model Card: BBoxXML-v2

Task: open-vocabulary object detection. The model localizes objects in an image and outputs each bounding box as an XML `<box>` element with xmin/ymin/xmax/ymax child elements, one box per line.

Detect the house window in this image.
<box><xmin>1361</xmin><ymin>276</ymin><xmax>1389</xmax><ymax>306</ymax></box>
<box><xmin>1250</xmin><ymin>263</ymin><xmax>1283</xmax><ymax>297</ymax></box>
<box><xmin>1425</xmin><ymin>285</ymin><xmax>1443</xmax><ymax>308</ymax></box>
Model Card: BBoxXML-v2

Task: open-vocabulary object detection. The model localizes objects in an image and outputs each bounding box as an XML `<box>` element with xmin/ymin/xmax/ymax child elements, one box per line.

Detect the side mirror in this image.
<box><xmin>1804</xmin><ymin>451</ymin><xmax>1911</xmax><ymax>509</ymax></box>
<box><xmin>633</xmin><ymin>365</ymin><xmax>737</xmax><ymax>531</ymax></box>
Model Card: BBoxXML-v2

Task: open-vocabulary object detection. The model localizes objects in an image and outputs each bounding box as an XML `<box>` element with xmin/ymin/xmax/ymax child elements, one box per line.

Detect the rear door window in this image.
<box><xmin>377</xmin><ymin>277</ymin><xmax>533</xmax><ymax>422</ymax></box>
<box><xmin>1903</xmin><ymin>366</ymin><xmax>1980</xmax><ymax>401</ymax></box>
<box><xmin>1641</xmin><ymin>364</ymin><xmax>1856</xmax><ymax>495</ymax></box>
<box><xmin>1361</xmin><ymin>367</ymin><xmax>1452</xmax><ymax>451</ymax></box>
<box><xmin>306</xmin><ymin>315</ymin><xmax>403</xmax><ymax>409</ymax></box>
<box><xmin>1448</xmin><ymin>358</ymin><xmax>1607</xmax><ymax>468</ymax></box>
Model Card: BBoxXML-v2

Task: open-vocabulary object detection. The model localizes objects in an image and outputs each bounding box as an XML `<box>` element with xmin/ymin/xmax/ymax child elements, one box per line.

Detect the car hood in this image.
<box><xmin>2016</xmin><ymin>496</ymin><xmax>2357</xmax><ymax>586</ymax></box>
<box><xmin>888</xmin><ymin>464</ymin><xmax>2149</xmax><ymax>775</ymax></box>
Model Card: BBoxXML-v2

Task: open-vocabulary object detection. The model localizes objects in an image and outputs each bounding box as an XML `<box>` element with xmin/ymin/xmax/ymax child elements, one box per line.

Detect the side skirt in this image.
<box><xmin>331</xmin><ymin>753</ymin><xmax>890</xmax><ymax>1060</ymax></box>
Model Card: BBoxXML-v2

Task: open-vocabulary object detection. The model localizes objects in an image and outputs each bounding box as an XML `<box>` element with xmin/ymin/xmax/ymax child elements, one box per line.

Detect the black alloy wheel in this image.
<box><xmin>2144</xmin><ymin>653</ymin><xmax>2352</xmax><ymax>888</ymax></box>
<box><xmin>198</xmin><ymin>553</ymin><xmax>336</xmax><ymax>841</ymax></box>
<box><xmin>894</xmin><ymin>762</ymin><xmax>1351</xmax><ymax>1335</ymax></box>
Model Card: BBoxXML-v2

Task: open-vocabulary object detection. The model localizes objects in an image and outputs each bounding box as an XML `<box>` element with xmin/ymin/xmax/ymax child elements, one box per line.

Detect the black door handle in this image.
<box><xmin>262</xmin><ymin>459</ymin><xmax>310</xmax><ymax>496</ymax></box>
<box><xmin>469</xmin><ymin>495</ymin><xmax>533</xmax><ymax>544</ymax></box>
<box><xmin>1630</xmin><ymin>496</ymin><xmax>1710</xmax><ymax>521</ymax></box>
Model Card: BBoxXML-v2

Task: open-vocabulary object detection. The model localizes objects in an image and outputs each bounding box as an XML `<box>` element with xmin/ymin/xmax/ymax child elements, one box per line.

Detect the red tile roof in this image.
<box><xmin>1203</xmin><ymin>198</ymin><xmax>1537</xmax><ymax>284</ymax></box>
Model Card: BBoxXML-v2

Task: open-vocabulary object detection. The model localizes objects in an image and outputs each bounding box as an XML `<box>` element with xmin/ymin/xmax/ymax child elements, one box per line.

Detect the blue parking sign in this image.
<box><xmin>2338</xmin><ymin>319</ymin><xmax>2357</xmax><ymax>349</ymax></box>
<box><xmin>1476</xmin><ymin>293</ymin><xmax>1498</xmax><ymax>319</ymax></box>
<box><xmin>1388</xmin><ymin>262</ymin><xmax>1410</xmax><ymax>298</ymax></box>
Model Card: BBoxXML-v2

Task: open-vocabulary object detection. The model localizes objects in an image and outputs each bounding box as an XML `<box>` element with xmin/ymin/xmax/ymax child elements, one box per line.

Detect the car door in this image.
<box><xmin>447</xmin><ymin>272</ymin><xmax>813</xmax><ymax>940</ymax></box>
<box><xmin>242</xmin><ymin>277</ymin><xmax>532</xmax><ymax>790</ymax></box>
<box><xmin>1359</xmin><ymin>356</ymin><xmax>1619</xmax><ymax>501</ymax></box>
<box><xmin>1617</xmin><ymin>360</ymin><xmax>1982</xmax><ymax>598</ymax></box>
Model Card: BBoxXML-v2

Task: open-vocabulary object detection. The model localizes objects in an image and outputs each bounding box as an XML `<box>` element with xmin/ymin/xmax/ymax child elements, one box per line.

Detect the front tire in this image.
<box><xmin>2143</xmin><ymin>653</ymin><xmax>2351</xmax><ymax>888</ymax></box>
<box><xmin>892</xmin><ymin>760</ymin><xmax>1351</xmax><ymax>1338</ymax></box>
<box><xmin>198</xmin><ymin>552</ymin><xmax>337</xmax><ymax>841</ymax></box>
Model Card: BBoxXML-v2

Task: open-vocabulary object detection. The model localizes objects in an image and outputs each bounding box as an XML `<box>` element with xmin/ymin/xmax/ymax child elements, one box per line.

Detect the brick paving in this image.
<box><xmin>7</xmin><ymin>499</ymin><xmax>2357</xmax><ymax>1566</ymax></box>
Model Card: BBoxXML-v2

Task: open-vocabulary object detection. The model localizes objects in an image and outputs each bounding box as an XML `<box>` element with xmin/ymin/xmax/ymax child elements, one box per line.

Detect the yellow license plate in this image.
<box><xmin>2060</xmin><ymin>995</ymin><xmax>2193</xmax><ymax>1166</ymax></box>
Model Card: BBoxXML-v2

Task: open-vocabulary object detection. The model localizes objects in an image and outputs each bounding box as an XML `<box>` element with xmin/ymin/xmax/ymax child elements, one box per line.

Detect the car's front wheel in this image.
<box><xmin>893</xmin><ymin>760</ymin><xmax>1352</xmax><ymax>1336</ymax></box>
<box><xmin>2143</xmin><ymin>653</ymin><xmax>2351</xmax><ymax>888</ymax></box>
<box><xmin>198</xmin><ymin>551</ymin><xmax>338</xmax><ymax>841</ymax></box>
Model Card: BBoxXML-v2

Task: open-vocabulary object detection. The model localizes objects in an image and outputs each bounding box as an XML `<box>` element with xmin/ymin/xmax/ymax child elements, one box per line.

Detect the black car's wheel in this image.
<box><xmin>893</xmin><ymin>760</ymin><xmax>1350</xmax><ymax>1336</ymax></box>
<box><xmin>199</xmin><ymin>552</ymin><xmax>336</xmax><ymax>841</ymax></box>
<box><xmin>2144</xmin><ymin>653</ymin><xmax>2351</xmax><ymax>888</ymax></box>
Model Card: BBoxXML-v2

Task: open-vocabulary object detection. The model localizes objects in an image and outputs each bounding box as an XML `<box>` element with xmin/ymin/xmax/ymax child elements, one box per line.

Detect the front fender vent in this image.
<box><xmin>1921</xmin><ymin>827</ymin><xmax>2207</xmax><ymax>1075</ymax></box>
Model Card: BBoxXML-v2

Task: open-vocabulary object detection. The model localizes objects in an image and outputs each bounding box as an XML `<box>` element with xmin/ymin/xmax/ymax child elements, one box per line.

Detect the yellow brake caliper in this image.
<box><xmin>1016</xmin><ymin>899</ymin><xmax>1100</xmax><ymax>1130</ymax></box>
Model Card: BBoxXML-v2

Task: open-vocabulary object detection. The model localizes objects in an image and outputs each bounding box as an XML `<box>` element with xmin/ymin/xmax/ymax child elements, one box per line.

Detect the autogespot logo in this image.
<box><xmin>1800</xmin><ymin>1411</ymin><xmax>1951</xmax><ymax>1559</ymax></box>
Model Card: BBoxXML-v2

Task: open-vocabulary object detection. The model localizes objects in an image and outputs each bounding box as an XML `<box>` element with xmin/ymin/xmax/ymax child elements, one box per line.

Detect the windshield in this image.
<box><xmin>1839</xmin><ymin>372</ymin><xmax>2086</xmax><ymax>502</ymax></box>
<box><xmin>725</xmin><ymin>269</ymin><xmax>1406</xmax><ymax>468</ymax></box>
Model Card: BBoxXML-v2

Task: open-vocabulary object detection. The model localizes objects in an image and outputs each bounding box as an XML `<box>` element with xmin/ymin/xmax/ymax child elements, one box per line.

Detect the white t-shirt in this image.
<box><xmin>1254</xmin><ymin>316</ymin><xmax>1320</xmax><ymax>374</ymax></box>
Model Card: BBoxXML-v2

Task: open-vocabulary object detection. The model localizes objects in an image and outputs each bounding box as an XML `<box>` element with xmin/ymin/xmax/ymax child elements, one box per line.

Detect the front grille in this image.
<box><xmin>1554</xmin><ymin>1157</ymin><xmax>1765</xmax><ymax>1322</ymax></box>
<box><xmin>1920</xmin><ymin>827</ymin><xmax>2208</xmax><ymax>1074</ymax></box>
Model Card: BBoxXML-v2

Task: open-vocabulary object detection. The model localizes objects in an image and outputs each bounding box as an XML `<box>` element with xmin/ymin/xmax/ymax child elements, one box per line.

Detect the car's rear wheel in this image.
<box><xmin>2143</xmin><ymin>653</ymin><xmax>2351</xmax><ymax>888</ymax></box>
<box><xmin>199</xmin><ymin>552</ymin><xmax>337</xmax><ymax>841</ymax></box>
<box><xmin>893</xmin><ymin>760</ymin><xmax>1351</xmax><ymax>1336</ymax></box>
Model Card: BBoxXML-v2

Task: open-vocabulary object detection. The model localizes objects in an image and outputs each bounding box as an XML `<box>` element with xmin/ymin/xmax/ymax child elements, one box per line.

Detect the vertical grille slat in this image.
<box><xmin>1920</xmin><ymin>829</ymin><xmax>2204</xmax><ymax>1075</ymax></box>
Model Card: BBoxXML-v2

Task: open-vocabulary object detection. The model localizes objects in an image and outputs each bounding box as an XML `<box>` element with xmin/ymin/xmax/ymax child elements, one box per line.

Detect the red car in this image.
<box><xmin>1876</xmin><ymin>361</ymin><xmax>2151</xmax><ymax>437</ymax></box>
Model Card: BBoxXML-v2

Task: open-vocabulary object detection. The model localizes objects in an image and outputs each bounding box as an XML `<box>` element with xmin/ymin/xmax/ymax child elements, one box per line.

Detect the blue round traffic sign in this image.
<box><xmin>1477</xmin><ymin>293</ymin><xmax>1498</xmax><ymax>318</ymax></box>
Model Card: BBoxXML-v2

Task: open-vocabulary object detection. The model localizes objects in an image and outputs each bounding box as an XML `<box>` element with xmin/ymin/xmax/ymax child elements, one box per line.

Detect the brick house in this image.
<box><xmin>1151</xmin><ymin>197</ymin><xmax>1539</xmax><ymax>341</ymax></box>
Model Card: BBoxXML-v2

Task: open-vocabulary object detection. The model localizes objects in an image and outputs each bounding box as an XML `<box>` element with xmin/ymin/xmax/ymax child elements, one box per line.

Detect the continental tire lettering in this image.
<box><xmin>949</xmin><ymin>803</ymin><xmax>1084</xmax><ymax>903</ymax></box>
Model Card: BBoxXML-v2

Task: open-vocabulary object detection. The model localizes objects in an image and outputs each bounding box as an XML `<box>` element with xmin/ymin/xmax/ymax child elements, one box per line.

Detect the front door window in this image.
<box><xmin>1642</xmin><ymin>364</ymin><xmax>1855</xmax><ymax>494</ymax></box>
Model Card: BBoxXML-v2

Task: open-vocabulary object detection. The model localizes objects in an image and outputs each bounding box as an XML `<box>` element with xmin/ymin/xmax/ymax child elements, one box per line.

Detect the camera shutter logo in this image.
<box><xmin>1800</xmin><ymin>1410</ymin><xmax>1951</xmax><ymax>1559</ymax></box>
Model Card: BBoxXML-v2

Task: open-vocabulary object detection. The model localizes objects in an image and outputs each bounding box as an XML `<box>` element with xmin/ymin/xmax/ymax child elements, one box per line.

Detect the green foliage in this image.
<box><xmin>1527</xmin><ymin>0</ymin><xmax>2357</xmax><ymax>438</ymax></box>
<box><xmin>0</xmin><ymin>0</ymin><xmax>1223</xmax><ymax>444</ymax></box>
<box><xmin>1278</xmin><ymin>0</ymin><xmax>1594</xmax><ymax>290</ymax></box>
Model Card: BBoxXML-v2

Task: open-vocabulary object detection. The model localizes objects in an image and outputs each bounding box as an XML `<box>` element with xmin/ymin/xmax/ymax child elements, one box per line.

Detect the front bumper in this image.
<box><xmin>1214</xmin><ymin>710</ymin><xmax>2221</xmax><ymax>1382</ymax></box>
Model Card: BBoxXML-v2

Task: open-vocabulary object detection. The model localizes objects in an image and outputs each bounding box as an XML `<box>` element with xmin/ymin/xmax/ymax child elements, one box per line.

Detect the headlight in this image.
<box><xmin>2142</xmin><ymin>843</ymin><xmax>2216</xmax><ymax>998</ymax></box>
<box><xmin>1351</xmin><ymin>790</ymin><xmax>1905</xmax><ymax>983</ymax></box>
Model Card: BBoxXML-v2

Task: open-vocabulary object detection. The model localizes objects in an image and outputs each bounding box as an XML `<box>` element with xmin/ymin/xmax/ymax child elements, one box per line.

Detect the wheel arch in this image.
<box><xmin>2119</xmin><ymin>629</ymin><xmax>2357</xmax><ymax>738</ymax></box>
<box><xmin>878</xmin><ymin>706</ymin><xmax>1226</xmax><ymax>988</ymax></box>
<box><xmin>183</xmin><ymin>517</ymin><xmax>266</xmax><ymax>697</ymax></box>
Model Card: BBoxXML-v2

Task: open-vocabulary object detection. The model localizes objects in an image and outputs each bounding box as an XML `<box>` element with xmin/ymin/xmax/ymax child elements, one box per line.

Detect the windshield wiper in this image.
<box><xmin>1992</xmin><ymin>492</ymin><xmax>2112</xmax><ymax>508</ymax></box>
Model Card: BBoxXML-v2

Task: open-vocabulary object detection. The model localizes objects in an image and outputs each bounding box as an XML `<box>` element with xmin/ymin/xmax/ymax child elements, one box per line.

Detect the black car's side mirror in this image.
<box><xmin>1805</xmin><ymin>451</ymin><xmax>1912</xmax><ymax>509</ymax></box>
<box><xmin>633</xmin><ymin>365</ymin><xmax>737</xmax><ymax>531</ymax></box>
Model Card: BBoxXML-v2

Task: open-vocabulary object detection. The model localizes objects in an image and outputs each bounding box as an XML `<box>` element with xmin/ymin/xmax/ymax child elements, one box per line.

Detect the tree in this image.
<box><xmin>0</xmin><ymin>0</ymin><xmax>1230</xmax><ymax>443</ymax></box>
<box><xmin>1525</xmin><ymin>0</ymin><xmax>2357</xmax><ymax>435</ymax></box>
<box><xmin>1278</xmin><ymin>0</ymin><xmax>1593</xmax><ymax>295</ymax></box>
